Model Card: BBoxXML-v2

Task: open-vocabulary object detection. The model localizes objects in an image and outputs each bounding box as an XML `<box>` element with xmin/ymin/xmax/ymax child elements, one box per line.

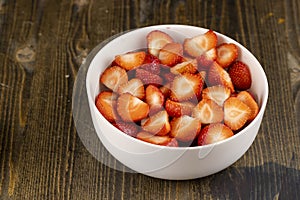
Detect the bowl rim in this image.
<box><xmin>86</xmin><ymin>24</ymin><xmax>269</xmax><ymax>151</ymax></box>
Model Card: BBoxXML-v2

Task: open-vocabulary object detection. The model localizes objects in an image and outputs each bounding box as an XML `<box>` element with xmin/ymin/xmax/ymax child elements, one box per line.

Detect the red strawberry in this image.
<box><xmin>159</xmin><ymin>83</ymin><xmax>172</xmax><ymax>98</ymax></box>
<box><xmin>224</xmin><ymin>97</ymin><xmax>251</xmax><ymax>130</ymax></box>
<box><xmin>162</xmin><ymin>72</ymin><xmax>176</xmax><ymax>83</ymax></box>
<box><xmin>145</xmin><ymin>85</ymin><xmax>165</xmax><ymax>115</ymax></box>
<box><xmin>136</xmin><ymin>68</ymin><xmax>163</xmax><ymax>86</ymax></box>
<box><xmin>202</xmin><ymin>85</ymin><xmax>231</xmax><ymax>106</ymax></box>
<box><xmin>147</xmin><ymin>30</ymin><xmax>174</xmax><ymax>57</ymax></box>
<box><xmin>216</xmin><ymin>43</ymin><xmax>238</xmax><ymax>68</ymax></box>
<box><xmin>170</xmin><ymin>60</ymin><xmax>198</xmax><ymax>75</ymax></box>
<box><xmin>196</xmin><ymin>47</ymin><xmax>217</xmax><ymax>70</ymax></box>
<box><xmin>100</xmin><ymin>66</ymin><xmax>128</xmax><ymax>92</ymax></box>
<box><xmin>143</xmin><ymin>53</ymin><xmax>161</xmax><ymax>65</ymax></box>
<box><xmin>117</xmin><ymin>93</ymin><xmax>149</xmax><ymax>122</ymax></box>
<box><xmin>183</xmin><ymin>30</ymin><xmax>218</xmax><ymax>57</ymax></box>
<box><xmin>95</xmin><ymin>91</ymin><xmax>119</xmax><ymax>122</ymax></box>
<box><xmin>192</xmin><ymin>98</ymin><xmax>223</xmax><ymax>124</ymax></box>
<box><xmin>165</xmin><ymin>99</ymin><xmax>195</xmax><ymax>117</ymax></box>
<box><xmin>136</xmin><ymin>131</ymin><xmax>178</xmax><ymax>147</ymax></box>
<box><xmin>198</xmin><ymin>123</ymin><xmax>234</xmax><ymax>145</ymax></box>
<box><xmin>170</xmin><ymin>73</ymin><xmax>204</xmax><ymax>101</ymax></box>
<box><xmin>170</xmin><ymin>115</ymin><xmax>201</xmax><ymax>142</ymax></box>
<box><xmin>158</xmin><ymin>43</ymin><xmax>183</xmax><ymax>66</ymax></box>
<box><xmin>236</xmin><ymin>91</ymin><xmax>259</xmax><ymax>121</ymax></box>
<box><xmin>228</xmin><ymin>61</ymin><xmax>252</xmax><ymax>90</ymax></box>
<box><xmin>117</xmin><ymin>78</ymin><xmax>145</xmax><ymax>99</ymax></box>
<box><xmin>142</xmin><ymin>110</ymin><xmax>170</xmax><ymax>136</ymax></box>
<box><xmin>207</xmin><ymin>62</ymin><xmax>234</xmax><ymax>92</ymax></box>
<box><xmin>113</xmin><ymin>121</ymin><xmax>139</xmax><ymax>137</ymax></box>
<box><xmin>114</xmin><ymin>51</ymin><xmax>146</xmax><ymax>70</ymax></box>
<box><xmin>140</xmin><ymin>63</ymin><xmax>161</xmax><ymax>75</ymax></box>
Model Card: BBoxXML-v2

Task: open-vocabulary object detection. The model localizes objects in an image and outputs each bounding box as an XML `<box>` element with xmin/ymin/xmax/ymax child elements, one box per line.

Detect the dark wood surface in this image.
<box><xmin>1</xmin><ymin>0</ymin><xmax>299</xmax><ymax>199</ymax></box>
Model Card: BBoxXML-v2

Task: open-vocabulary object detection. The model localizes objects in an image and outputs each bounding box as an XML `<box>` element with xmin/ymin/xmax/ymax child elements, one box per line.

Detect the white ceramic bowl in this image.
<box><xmin>86</xmin><ymin>24</ymin><xmax>268</xmax><ymax>180</ymax></box>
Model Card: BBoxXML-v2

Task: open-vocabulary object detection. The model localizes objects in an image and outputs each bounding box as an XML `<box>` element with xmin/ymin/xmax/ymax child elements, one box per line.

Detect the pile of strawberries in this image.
<box><xmin>96</xmin><ymin>29</ymin><xmax>259</xmax><ymax>147</ymax></box>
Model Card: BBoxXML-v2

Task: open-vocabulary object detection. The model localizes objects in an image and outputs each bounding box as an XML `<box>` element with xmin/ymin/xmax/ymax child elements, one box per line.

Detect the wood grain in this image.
<box><xmin>0</xmin><ymin>0</ymin><xmax>299</xmax><ymax>199</ymax></box>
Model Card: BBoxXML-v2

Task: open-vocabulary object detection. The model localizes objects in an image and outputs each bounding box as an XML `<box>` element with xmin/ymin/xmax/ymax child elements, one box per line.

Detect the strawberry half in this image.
<box><xmin>170</xmin><ymin>60</ymin><xmax>198</xmax><ymax>75</ymax></box>
<box><xmin>95</xmin><ymin>91</ymin><xmax>119</xmax><ymax>122</ymax></box>
<box><xmin>136</xmin><ymin>131</ymin><xmax>178</xmax><ymax>147</ymax></box>
<box><xmin>202</xmin><ymin>85</ymin><xmax>231</xmax><ymax>106</ymax></box>
<box><xmin>170</xmin><ymin>73</ymin><xmax>204</xmax><ymax>101</ymax></box>
<box><xmin>114</xmin><ymin>51</ymin><xmax>146</xmax><ymax>70</ymax></box>
<box><xmin>147</xmin><ymin>30</ymin><xmax>174</xmax><ymax>57</ymax></box>
<box><xmin>192</xmin><ymin>98</ymin><xmax>223</xmax><ymax>124</ymax></box>
<box><xmin>198</xmin><ymin>123</ymin><xmax>234</xmax><ymax>145</ymax></box>
<box><xmin>136</xmin><ymin>68</ymin><xmax>163</xmax><ymax>86</ymax></box>
<box><xmin>224</xmin><ymin>97</ymin><xmax>251</xmax><ymax>130</ymax></box>
<box><xmin>183</xmin><ymin>30</ymin><xmax>218</xmax><ymax>57</ymax></box>
<box><xmin>165</xmin><ymin>99</ymin><xmax>195</xmax><ymax>118</ymax></box>
<box><xmin>145</xmin><ymin>85</ymin><xmax>165</xmax><ymax>115</ymax></box>
<box><xmin>196</xmin><ymin>47</ymin><xmax>217</xmax><ymax>70</ymax></box>
<box><xmin>142</xmin><ymin>110</ymin><xmax>171</xmax><ymax>136</ymax></box>
<box><xmin>216</xmin><ymin>43</ymin><xmax>238</xmax><ymax>68</ymax></box>
<box><xmin>143</xmin><ymin>53</ymin><xmax>161</xmax><ymax>65</ymax></box>
<box><xmin>170</xmin><ymin>115</ymin><xmax>201</xmax><ymax>142</ymax></box>
<box><xmin>228</xmin><ymin>61</ymin><xmax>252</xmax><ymax>90</ymax></box>
<box><xmin>158</xmin><ymin>42</ymin><xmax>183</xmax><ymax>66</ymax></box>
<box><xmin>117</xmin><ymin>93</ymin><xmax>149</xmax><ymax>122</ymax></box>
<box><xmin>236</xmin><ymin>91</ymin><xmax>259</xmax><ymax>121</ymax></box>
<box><xmin>118</xmin><ymin>78</ymin><xmax>145</xmax><ymax>99</ymax></box>
<box><xmin>207</xmin><ymin>62</ymin><xmax>234</xmax><ymax>92</ymax></box>
<box><xmin>113</xmin><ymin>121</ymin><xmax>139</xmax><ymax>137</ymax></box>
<box><xmin>100</xmin><ymin>65</ymin><xmax>128</xmax><ymax>92</ymax></box>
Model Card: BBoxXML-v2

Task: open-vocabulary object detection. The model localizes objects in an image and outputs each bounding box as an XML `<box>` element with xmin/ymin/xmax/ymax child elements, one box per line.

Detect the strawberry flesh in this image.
<box><xmin>198</xmin><ymin>123</ymin><xmax>234</xmax><ymax>145</ymax></box>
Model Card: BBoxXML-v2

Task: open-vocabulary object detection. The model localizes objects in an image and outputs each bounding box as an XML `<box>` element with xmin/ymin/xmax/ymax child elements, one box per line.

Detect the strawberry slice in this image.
<box><xmin>145</xmin><ymin>85</ymin><xmax>165</xmax><ymax>115</ymax></box>
<box><xmin>100</xmin><ymin>65</ymin><xmax>128</xmax><ymax>92</ymax></box>
<box><xmin>207</xmin><ymin>62</ymin><xmax>234</xmax><ymax>92</ymax></box>
<box><xmin>183</xmin><ymin>30</ymin><xmax>218</xmax><ymax>57</ymax></box>
<box><xmin>117</xmin><ymin>78</ymin><xmax>145</xmax><ymax>99</ymax></box>
<box><xmin>158</xmin><ymin>43</ymin><xmax>183</xmax><ymax>66</ymax></box>
<box><xmin>202</xmin><ymin>85</ymin><xmax>231</xmax><ymax>106</ymax></box>
<box><xmin>170</xmin><ymin>73</ymin><xmax>204</xmax><ymax>101</ymax></box>
<box><xmin>170</xmin><ymin>60</ymin><xmax>198</xmax><ymax>75</ymax></box>
<box><xmin>159</xmin><ymin>83</ymin><xmax>172</xmax><ymax>99</ymax></box>
<box><xmin>196</xmin><ymin>47</ymin><xmax>217</xmax><ymax>70</ymax></box>
<box><xmin>170</xmin><ymin>115</ymin><xmax>201</xmax><ymax>142</ymax></box>
<box><xmin>165</xmin><ymin>99</ymin><xmax>195</xmax><ymax>117</ymax></box>
<box><xmin>228</xmin><ymin>61</ymin><xmax>252</xmax><ymax>90</ymax></box>
<box><xmin>143</xmin><ymin>53</ymin><xmax>161</xmax><ymax>65</ymax></box>
<box><xmin>95</xmin><ymin>91</ymin><xmax>119</xmax><ymax>122</ymax></box>
<box><xmin>216</xmin><ymin>43</ymin><xmax>238</xmax><ymax>68</ymax></box>
<box><xmin>113</xmin><ymin>121</ymin><xmax>139</xmax><ymax>137</ymax></box>
<box><xmin>117</xmin><ymin>93</ymin><xmax>149</xmax><ymax>122</ymax></box>
<box><xmin>114</xmin><ymin>51</ymin><xmax>146</xmax><ymax>70</ymax></box>
<box><xmin>147</xmin><ymin>30</ymin><xmax>174</xmax><ymax>57</ymax></box>
<box><xmin>136</xmin><ymin>131</ymin><xmax>178</xmax><ymax>147</ymax></box>
<box><xmin>142</xmin><ymin>110</ymin><xmax>171</xmax><ymax>136</ymax></box>
<box><xmin>192</xmin><ymin>98</ymin><xmax>223</xmax><ymax>124</ymax></box>
<box><xmin>136</xmin><ymin>68</ymin><xmax>163</xmax><ymax>86</ymax></box>
<box><xmin>198</xmin><ymin>123</ymin><xmax>234</xmax><ymax>145</ymax></box>
<box><xmin>224</xmin><ymin>97</ymin><xmax>251</xmax><ymax>130</ymax></box>
<box><xmin>236</xmin><ymin>91</ymin><xmax>259</xmax><ymax>121</ymax></box>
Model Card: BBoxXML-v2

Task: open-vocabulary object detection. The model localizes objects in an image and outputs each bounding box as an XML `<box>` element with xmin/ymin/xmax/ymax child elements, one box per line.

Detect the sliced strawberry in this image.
<box><xmin>216</xmin><ymin>43</ymin><xmax>238</xmax><ymax>68</ymax></box>
<box><xmin>136</xmin><ymin>68</ymin><xmax>163</xmax><ymax>86</ymax></box>
<box><xmin>183</xmin><ymin>30</ymin><xmax>218</xmax><ymax>57</ymax></box>
<box><xmin>159</xmin><ymin>83</ymin><xmax>172</xmax><ymax>99</ymax></box>
<box><xmin>224</xmin><ymin>97</ymin><xmax>251</xmax><ymax>130</ymax></box>
<box><xmin>143</xmin><ymin>53</ymin><xmax>161</xmax><ymax>65</ymax></box>
<box><xmin>113</xmin><ymin>121</ymin><xmax>139</xmax><ymax>137</ymax></box>
<box><xmin>236</xmin><ymin>91</ymin><xmax>259</xmax><ymax>121</ymax></box>
<box><xmin>196</xmin><ymin>47</ymin><xmax>217</xmax><ymax>70</ymax></box>
<box><xmin>114</xmin><ymin>51</ymin><xmax>146</xmax><ymax>71</ymax></box>
<box><xmin>147</xmin><ymin>30</ymin><xmax>174</xmax><ymax>57</ymax></box>
<box><xmin>158</xmin><ymin>43</ymin><xmax>183</xmax><ymax>66</ymax></box>
<box><xmin>118</xmin><ymin>78</ymin><xmax>145</xmax><ymax>99</ymax></box>
<box><xmin>202</xmin><ymin>85</ymin><xmax>231</xmax><ymax>106</ymax></box>
<box><xmin>136</xmin><ymin>131</ymin><xmax>178</xmax><ymax>147</ymax></box>
<box><xmin>165</xmin><ymin>99</ymin><xmax>195</xmax><ymax>118</ymax></box>
<box><xmin>192</xmin><ymin>98</ymin><xmax>223</xmax><ymax>124</ymax></box>
<box><xmin>170</xmin><ymin>73</ymin><xmax>204</xmax><ymax>101</ymax></box>
<box><xmin>117</xmin><ymin>93</ymin><xmax>149</xmax><ymax>122</ymax></box>
<box><xmin>100</xmin><ymin>66</ymin><xmax>128</xmax><ymax>92</ymax></box>
<box><xmin>95</xmin><ymin>91</ymin><xmax>119</xmax><ymax>122</ymax></box>
<box><xmin>198</xmin><ymin>123</ymin><xmax>234</xmax><ymax>145</ymax></box>
<box><xmin>170</xmin><ymin>60</ymin><xmax>198</xmax><ymax>75</ymax></box>
<box><xmin>170</xmin><ymin>115</ymin><xmax>201</xmax><ymax>142</ymax></box>
<box><xmin>207</xmin><ymin>62</ymin><xmax>234</xmax><ymax>92</ymax></box>
<box><xmin>145</xmin><ymin>85</ymin><xmax>165</xmax><ymax>115</ymax></box>
<box><xmin>228</xmin><ymin>61</ymin><xmax>252</xmax><ymax>90</ymax></box>
<box><xmin>142</xmin><ymin>110</ymin><xmax>170</xmax><ymax>136</ymax></box>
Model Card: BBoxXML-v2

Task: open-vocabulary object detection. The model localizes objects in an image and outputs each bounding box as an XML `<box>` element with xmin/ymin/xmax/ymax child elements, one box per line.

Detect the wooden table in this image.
<box><xmin>1</xmin><ymin>0</ymin><xmax>299</xmax><ymax>199</ymax></box>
